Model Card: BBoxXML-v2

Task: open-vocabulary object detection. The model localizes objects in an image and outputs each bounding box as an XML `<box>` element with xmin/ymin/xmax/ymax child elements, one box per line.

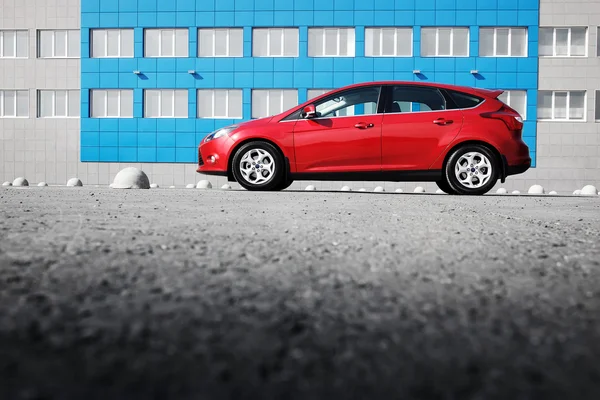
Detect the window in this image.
<box><xmin>252</xmin><ymin>90</ymin><xmax>297</xmax><ymax>118</ymax></box>
<box><xmin>498</xmin><ymin>90</ymin><xmax>527</xmax><ymax>119</ymax></box>
<box><xmin>144</xmin><ymin>29</ymin><xmax>188</xmax><ymax>57</ymax></box>
<box><xmin>38</xmin><ymin>90</ymin><xmax>79</xmax><ymax>118</ymax></box>
<box><xmin>365</xmin><ymin>28</ymin><xmax>412</xmax><ymax>57</ymax></box>
<box><xmin>0</xmin><ymin>30</ymin><xmax>28</xmax><ymax>58</ymax></box>
<box><xmin>307</xmin><ymin>86</ymin><xmax>379</xmax><ymax>118</ymax></box>
<box><xmin>308</xmin><ymin>28</ymin><xmax>355</xmax><ymax>57</ymax></box>
<box><xmin>597</xmin><ymin>28</ymin><xmax>600</xmax><ymax>57</ymax></box>
<box><xmin>197</xmin><ymin>89</ymin><xmax>242</xmax><ymax>119</ymax></box>
<box><xmin>596</xmin><ymin>91</ymin><xmax>600</xmax><ymax>121</ymax></box>
<box><xmin>539</xmin><ymin>27</ymin><xmax>587</xmax><ymax>57</ymax></box>
<box><xmin>91</xmin><ymin>29</ymin><xmax>134</xmax><ymax>58</ymax></box>
<box><xmin>389</xmin><ymin>86</ymin><xmax>446</xmax><ymax>113</ymax></box>
<box><xmin>538</xmin><ymin>91</ymin><xmax>586</xmax><ymax>121</ymax></box>
<box><xmin>91</xmin><ymin>90</ymin><xmax>133</xmax><ymax>118</ymax></box>
<box><xmin>446</xmin><ymin>90</ymin><xmax>483</xmax><ymax>109</ymax></box>
<box><xmin>480</xmin><ymin>28</ymin><xmax>527</xmax><ymax>57</ymax></box>
<box><xmin>307</xmin><ymin>89</ymin><xmax>332</xmax><ymax>100</ymax></box>
<box><xmin>0</xmin><ymin>90</ymin><xmax>29</xmax><ymax>117</ymax></box>
<box><xmin>144</xmin><ymin>90</ymin><xmax>188</xmax><ymax>118</ymax></box>
<box><xmin>38</xmin><ymin>30</ymin><xmax>80</xmax><ymax>58</ymax></box>
<box><xmin>253</xmin><ymin>28</ymin><xmax>299</xmax><ymax>57</ymax></box>
<box><xmin>198</xmin><ymin>28</ymin><xmax>243</xmax><ymax>57</ymax></box>
<box><xmin>421</xmin><ymin>27</ymin><xmax>469</xmax><ymax>57</ymax></box>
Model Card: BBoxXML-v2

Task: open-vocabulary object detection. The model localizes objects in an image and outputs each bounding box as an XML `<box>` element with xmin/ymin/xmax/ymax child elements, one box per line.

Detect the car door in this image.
<box><xmin>293</xmin><ymin>85</ymin><xmax>383</xmax><ymax>173</ymax></box>
<box><xmin>381</xmin><ymin>85</ymin><xmax>463</xmax><ymax>171</ymax></box>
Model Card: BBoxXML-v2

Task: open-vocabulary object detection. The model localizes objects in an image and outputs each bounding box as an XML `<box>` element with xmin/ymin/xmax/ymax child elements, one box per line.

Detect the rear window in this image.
<box><xmin>447</xmin><ymin>90</ymin><xmax>484</xmax><ymax>109</ymax></box>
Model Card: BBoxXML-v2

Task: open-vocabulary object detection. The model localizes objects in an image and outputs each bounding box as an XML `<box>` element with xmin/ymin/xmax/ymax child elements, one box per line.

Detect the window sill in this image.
<box><xmin>38</xmin><ymin>116</ymin><xmax>80</xmax><ymax>119</ymax></box>
<box><xmin>198</xmin><ymin>55</ymin><xmax>244</xmax><ymax>58</ymax></box>
<box><xmin>198</xmin><ymin>117</ymin><xmax>243</xmax><ymax>120</ymax></box>
<box><xmin>90</xmin><ymin>116</ymin><xmax>134</xmax><ymax>119</ymax></box>
<box><xmin>0</xmin><ymin>56</ymin><xmax>29</xmax><ymax>59</ymax></box>
<box><xmin>90</xmin><ymin>56</ymin><xmax>135</xmax><ymax>59</ymax></box>
<box><xmin>538</xmin><ymin>119</ymin><xmax>587</xmax><ymax>122</ymax></box>
<box><xmin>38</xmin><ymin>56</ymin><xmax>80</xmax><ymax>59</ymax></box>
<box><xmin>143</xmin><ymin>55</ymin><xmax>190</xmax><ymax>58</ymax></box>
<box><xmin>479</xmin><ymin>55</ymin><xmax>528</xmax><ymax>58</ymax></box>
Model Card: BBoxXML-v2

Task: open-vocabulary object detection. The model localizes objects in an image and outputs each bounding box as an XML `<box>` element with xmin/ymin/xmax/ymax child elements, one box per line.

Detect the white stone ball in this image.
<box><xmin>512</xmin><ymin>190</ymin><xmax>520</xmax><ymax>195</ymax></box>
<box><xmin>573</xmin><ymin>189</ymin><xmax>581</xmax><ymax>195</ymax></box>
<box><xmin>221</xmin><ymin>184</ymin><xmax>232</xmax><ymax>190</ymax></box>
<box><xmin>340</xmin><ymin>186</ymin><xmax>351</xmax><ymax>191</ymax></box>
<box><xmin>549</xmin><ymin>191</ymin><xmax>558</xmax><ymax>195</ymax></box>
<box><xmin>12</xmin><ymin>177</ymin><xmax>28</xmax><ymax>187</ymax></box>
<box><xmin>373</xmin><ymin>186</ymin><xmax>385</xmax><ymax>192</ymax></box>
<box><xmin>528</xmin><ymin>184</ymin><xmax>545</xmax><ymax>194</ymax></box>
<box><xmin>37</xmin><ymin>182</ymin><xmax>48</xmax><ymax>187</ymax></box>
<box><xmin>186</xmin><ymin>184</ymin><xmax>195</xmax><ymax>189</ymax></box>
<box><xmin>150</xmin><ymin>183</ymin><xmax>159</xmax><ymax>189</ymax></box>
<box><xmin>435</xmin><ymin>189</ymin><xmax>444</xmax><ymax>194</ymax></box>
<box><xmin>2</xmin><ymin>181</ymin><xmax>12</xmax><ymax>187</ymax></box>
<box><xmin>496</xmin><ymin>188</ymin><xmax>508</xmax><ymax>194</ymax></box>
<box><xmin>67</xmin><ymin>178</ymin><xmax>83</xmax><ymax>187</ymax></box>
<box><xmin>111</xmin><ymin>167</ymin><xmax>150</xmax><ymax>189</ymax></box>
<box><xmin>395</xmin><ymin>188</ymin><xmax>403</xmax><ymax>193</ymax></box>
<box><xmin>196</xmin><ymin>180</ymin><xmax>212</xmax><ymax>189</ymax></box>
<box><xmin>358</xmin><ymin>188</ymin><xmax>367</xmax><ymax>192</ymax></box>
<box><xmin>581</xmin><ymin>185</ymin><xmax>598</xmax><ymax>196</ymax></box>
<box><xmin>305</xmin><ymin>185</ymin><xmax>316</xmax><ymax>191</ymax></box>
<box><xmin>414</xmin><ymin>186</ymin><xmax>425</xmax><ymax>193</ymax></box>
<box><xmin>169</xmin><ymin>186</ymin><xmax>176</xmax><ymax>189</ymax></box>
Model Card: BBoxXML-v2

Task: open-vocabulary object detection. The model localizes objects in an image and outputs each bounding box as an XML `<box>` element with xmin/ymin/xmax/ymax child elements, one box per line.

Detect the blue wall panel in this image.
<box><xmin>81</xmin><ymin>0</ymin><xmax>539</xmax><ymax>165</ymax></box>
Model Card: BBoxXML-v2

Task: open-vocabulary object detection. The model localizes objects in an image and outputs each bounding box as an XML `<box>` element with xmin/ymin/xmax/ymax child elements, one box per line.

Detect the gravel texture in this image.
<box><xmin>1</xmin><ymin>187</ymin><xmax>600</xmax><ymax>400</ymax></box>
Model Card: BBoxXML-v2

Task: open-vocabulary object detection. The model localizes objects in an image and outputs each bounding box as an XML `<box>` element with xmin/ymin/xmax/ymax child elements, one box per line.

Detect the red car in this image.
<box><xmin>197</xmin><ymin>81</ymin><xmax>531</xmax><ymax>195</ymax></box>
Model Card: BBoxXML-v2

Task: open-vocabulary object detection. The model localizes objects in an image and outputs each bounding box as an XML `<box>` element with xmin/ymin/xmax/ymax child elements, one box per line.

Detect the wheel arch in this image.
<box><xmin>441</xmin><ymin>140</ymin><xmax>504</xmax><ymax>176</ymax></box>
<box><xmin>226</xmin><ymin>137</ymin><xmax>290</xmax><ymax>182</ymax></box>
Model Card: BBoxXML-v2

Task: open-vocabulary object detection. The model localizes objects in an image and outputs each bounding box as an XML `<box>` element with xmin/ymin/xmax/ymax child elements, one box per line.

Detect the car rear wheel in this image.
<box><xmin>444</xmin><ymin>144</ymin><xmax>498</xmax><ymax>196</ymax></box>
<box><xmin>274</xmin><ymin>178</ymin><xmax>294</xmax><ymax>191</ymax></box>
<box><xmin>436</xmin><ymin>179</ymin><xmax>456</xmax><ymax>195</ymax></box>
<box><xmin>232</xmin><ymin>141</ymin><xmax>284</xmax><ymax>191</ymax></box>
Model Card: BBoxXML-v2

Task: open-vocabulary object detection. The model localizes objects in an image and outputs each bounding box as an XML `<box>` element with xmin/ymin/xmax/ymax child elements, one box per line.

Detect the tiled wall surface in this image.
<box><xmin>79</xmin><ymin>0</ymin><xmax>539</xmax><ymax>166</ymax></box>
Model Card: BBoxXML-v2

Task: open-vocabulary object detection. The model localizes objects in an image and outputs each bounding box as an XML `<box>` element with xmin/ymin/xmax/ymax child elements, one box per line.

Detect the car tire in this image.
<box><xmin>444</xmin><ymin>144</ymin><xmax>499</xmax><ymax>196</ymax></box>
<box><xmin>231</xmin><ymin>141</ymin><xmax>284</xmax><ymax>191</ymax></box>
<box><xmin>436</xmin><ymin>179</ymin><xmax>456</xmax><ymax>195</ymax></box>
<box><xmin>275</xmin><ymin>178</ymin><xmax>294</xmax><ymax>191</ymax></box>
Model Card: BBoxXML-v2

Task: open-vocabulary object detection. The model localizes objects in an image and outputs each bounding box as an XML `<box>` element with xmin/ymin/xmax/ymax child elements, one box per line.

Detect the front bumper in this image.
<box><xmin>195</xmin><ymin>137</ymin><xmax>233</xmax><ymax>175</ymax></box>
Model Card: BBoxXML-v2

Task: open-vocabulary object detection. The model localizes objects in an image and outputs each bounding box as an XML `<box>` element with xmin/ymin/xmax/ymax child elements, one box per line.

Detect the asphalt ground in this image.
<box><xmin>1</xmin><ymin>187</ymin><xmax>600</xmax><ymax>400</ymax></box>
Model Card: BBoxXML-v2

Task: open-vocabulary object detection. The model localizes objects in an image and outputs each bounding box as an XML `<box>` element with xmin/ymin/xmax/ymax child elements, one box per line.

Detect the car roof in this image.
<box><xmin>335</xmin><ymin>81</ymin><xmax>502</xmax><ymax>99</ymax></box>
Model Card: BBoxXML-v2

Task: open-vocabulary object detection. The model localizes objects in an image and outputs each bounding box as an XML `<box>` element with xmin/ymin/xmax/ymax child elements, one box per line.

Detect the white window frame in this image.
<box><xmin>0</xmin><ymin>30</ymin><xmax>29</xmax><ymax>58</ymax></box>
<box><xmin>144</xmin><ymin>29</ymin><xmax>189</xmax><ymax>58</ymax></box>
<box><xmin>498</xmin><ymin>90</ymin><xmax>527</xmax><ymax>120</ymax></box>
<box><xmin>539</xmin><ymin>27</ymin><xmax>588</xmax><ymax>57</ymax></box>
<box><xmin>198</xmin><ymin>28</ymin><xmax>243</xmax><ymax>57</ymax></box>
<box><xmin>90</xmin><ymin>89</ymin><xmax>134</xmax><ymax>118</ymax></box>
<box><xmin>422</xmin><ymin>27</ymin><xmax>470</xmax><ymax>57</ymax></box>
<box><xmin>480</xmin><ymin>27</ymin><xmax>528</xmax><ymax>57</ymax></box>
<box><xmin>365</xmin><ymin>27</ymin><xmax>413</xmax><ymax>57</ymax></box>
<box><xmin>38</xmin><ymin>90</ymin><xmax>80</xmax><ymax>118</ymax></box>
<box><xmin>308</xmin><ymin>28</ymin><xmax>356</xmax><ymax>57</ymax></box>
<box><xmin>538</xmin><ymin>91</ymin><xmax>587</xmax><ymax>122</ymax></box>
<box><xmin>251</xmin><ymin>89</ymin><xmax>298</xmax><ymax>119</ymax></box>
<box><xmin>197</xmin><ymin>89</ymin><xmax>243</xmax><ymax>119</ymax></box>
<box><xmin>252</xmin><ymin>28</ymin><xmax>299</xmax><ymax>57</ymax></box>
<box><xmin>91</xmin><ymin>29</ymin><xmax>134</xmax><ymax>58</ymax></box>
<box><xmin>144</xmin><ymin>89</ymin><xmax>188</xmax><ymax>118</ymax></box>
<box><xmin>0</xmin><ymin>90</ymin><xmax>29</xmax><ymax>118</ymax></box>
<box><xmin>37</xmin><ymin>30</ymin><xmax>80</xmax><ymax>58</ymax></box>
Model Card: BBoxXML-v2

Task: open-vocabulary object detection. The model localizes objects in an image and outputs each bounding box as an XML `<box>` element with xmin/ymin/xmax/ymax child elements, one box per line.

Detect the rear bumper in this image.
<box><xmin>507</xmin><ymin>159</ymin><xmax>531</xmax><ymax>176</ymax></box>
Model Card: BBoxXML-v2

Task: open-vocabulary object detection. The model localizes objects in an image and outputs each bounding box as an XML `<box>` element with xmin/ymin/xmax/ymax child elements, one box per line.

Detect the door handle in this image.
<box><xmin>433</xmin><ymin>118</ymin><xmax>453</xmax><ymax>125</ymax></box>
<box><xmin>355</xmin><ymin>122</ymin><xmax>375</xmax><ymax>129</ymax></box>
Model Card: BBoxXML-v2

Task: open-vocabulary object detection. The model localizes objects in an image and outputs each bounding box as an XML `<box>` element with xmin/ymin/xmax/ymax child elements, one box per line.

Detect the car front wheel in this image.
<box><xmin>232</xmin><ymin>141</ymin><xmax>284</xmax><ymax>191</ymax></box>
<box><xmin>444</xmin><ymin>144</ymin><xmax>498</xmax><ymax>196</ymax></box>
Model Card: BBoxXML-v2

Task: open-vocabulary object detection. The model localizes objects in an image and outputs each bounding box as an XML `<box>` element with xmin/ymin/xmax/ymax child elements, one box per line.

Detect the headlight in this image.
<box><xmin>203</xmin><ymin>125</ymin><xmax>238</xmax><ymax>143</ymax></box>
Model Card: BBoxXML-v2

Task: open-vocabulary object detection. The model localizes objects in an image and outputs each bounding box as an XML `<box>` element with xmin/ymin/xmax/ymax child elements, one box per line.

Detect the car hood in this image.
<box><xmin>234</xmin><ymin>116</ymin><xmax>273</xmax><ymax>130</ymax></box>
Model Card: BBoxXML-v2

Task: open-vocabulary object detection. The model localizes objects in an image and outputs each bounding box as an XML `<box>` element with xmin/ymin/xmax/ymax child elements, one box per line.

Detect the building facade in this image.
<box><xmin>0</xmin><ymin>0</ymin><xmax>598</xmax><ymax>192</ymax></box>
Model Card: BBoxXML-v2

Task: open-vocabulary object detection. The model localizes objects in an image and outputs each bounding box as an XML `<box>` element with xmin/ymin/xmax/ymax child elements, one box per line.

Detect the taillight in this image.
<box><xmin>480</xmin><ymin>105</ymin><xmax>524</xmax><ymax>132</ymax></box>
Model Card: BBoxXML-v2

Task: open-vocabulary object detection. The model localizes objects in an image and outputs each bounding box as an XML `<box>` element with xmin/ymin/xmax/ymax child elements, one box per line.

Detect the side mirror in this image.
<box><xmin>302</xmin><ymin>104</ymin><xmax>317</xmax><ymax>119</ymax></box>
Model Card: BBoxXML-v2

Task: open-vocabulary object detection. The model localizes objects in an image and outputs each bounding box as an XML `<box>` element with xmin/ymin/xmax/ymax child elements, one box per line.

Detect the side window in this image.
<box><xmin>447</xmin><ymin>90</ymin><xmax>483</xmax><ymax>109</ymax></box>
<box><xmin>314</xmin><ymin>86</ymin><xmax>381</xmax><ymax>118</ymax></box>
<box><xmin>389</xmin><ymin>86</ymin><xmax>446</xmax><ymax>113</ymax></box>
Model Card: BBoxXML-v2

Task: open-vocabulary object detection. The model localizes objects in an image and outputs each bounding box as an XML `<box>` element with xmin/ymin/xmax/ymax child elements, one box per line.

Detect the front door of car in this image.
<box><xmin>381</xmin><ymin>85</ymin><xmax>464</xmax><ymax>171</ymax></box>
<box><xmin>292</xmin><ymin>86</ymin><xmax>383</xmax><ymax>173</ymax></box>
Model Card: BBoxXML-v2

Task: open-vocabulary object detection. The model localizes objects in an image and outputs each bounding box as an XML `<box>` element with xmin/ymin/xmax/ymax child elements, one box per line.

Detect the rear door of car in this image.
<box><xmin>380</xmin><ymin>85</ymin><xmax>464</xmax><ymax>171</ymax></box>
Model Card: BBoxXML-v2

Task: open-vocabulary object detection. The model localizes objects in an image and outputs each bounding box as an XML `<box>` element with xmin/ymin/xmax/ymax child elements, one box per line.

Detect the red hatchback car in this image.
<box><xmin>197</xmin><ymin>81</ymin><xmax>531</xmax><ymax>195</ymax></box>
